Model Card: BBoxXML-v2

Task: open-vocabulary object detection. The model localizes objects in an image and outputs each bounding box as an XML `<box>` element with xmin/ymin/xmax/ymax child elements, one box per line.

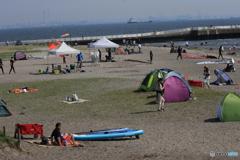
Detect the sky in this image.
<box><xmin>0</xmin><ymin>0</ymin><xmax>240</xmax><ymax>25</ymax></box>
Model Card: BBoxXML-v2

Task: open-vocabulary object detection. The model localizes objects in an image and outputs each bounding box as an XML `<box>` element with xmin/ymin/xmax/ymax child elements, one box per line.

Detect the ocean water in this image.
<box><xmin>0</xmin><ymin>19</ymin><xmax>240</xmax><ymax>44</ymax></box>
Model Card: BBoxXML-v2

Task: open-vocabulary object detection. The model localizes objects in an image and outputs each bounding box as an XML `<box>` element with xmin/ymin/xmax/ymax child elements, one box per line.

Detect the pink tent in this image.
<box><xmin>163</xmin><ymin>72</ymin><xmax>192</xmax><ymax>103</ymax></box>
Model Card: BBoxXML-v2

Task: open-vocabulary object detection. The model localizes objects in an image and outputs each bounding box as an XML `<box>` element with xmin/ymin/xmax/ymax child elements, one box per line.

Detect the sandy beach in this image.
<box><xmin>0</xmin><ymin>44</ymin><xmax>240</xmax><ymax>160</ymax></box>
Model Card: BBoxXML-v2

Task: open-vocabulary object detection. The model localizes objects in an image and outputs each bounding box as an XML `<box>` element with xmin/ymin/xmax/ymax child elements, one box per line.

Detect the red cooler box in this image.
<box><xmin>14</xmin><ymin>123</ymin><xmax>44</xmax><ymax>139</ymax></box>
<box><xmin>188</xmin><ymin>80</ymin><xmax>203</xmax><ymax>87</ymax></box>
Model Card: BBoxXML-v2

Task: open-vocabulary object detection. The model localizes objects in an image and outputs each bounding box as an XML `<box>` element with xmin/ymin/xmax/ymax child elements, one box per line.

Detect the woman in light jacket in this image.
<box><xmin>156</xmin><ymin>78</ymin><xmax>165</xmax><ymax>111</ymax></box>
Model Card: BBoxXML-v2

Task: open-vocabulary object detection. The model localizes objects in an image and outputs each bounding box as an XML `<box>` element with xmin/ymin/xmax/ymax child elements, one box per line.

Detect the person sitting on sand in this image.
<box><xmin>227</xmin><ymin>52</ymin><xmax>237</xmax><ymax>56</ymax></box>
<box><xmin>51</xmin><ymin>123</ymin><xmax>81</xmax><ymax>147</ymax></box>
<box><xmin>203</xmin><ymin>66</ymin><xmax>211</xmax><ymax>89</ymax></box>
<box><xmin>156</xmin><ymin>78</ymin><xmax>165</xmax><ymax>111</ymax></box>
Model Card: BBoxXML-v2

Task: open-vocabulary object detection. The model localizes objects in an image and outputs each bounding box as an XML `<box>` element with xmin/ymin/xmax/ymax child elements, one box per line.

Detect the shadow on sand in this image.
<box><xmin>147</xmin><ymin>95</ymin><xmax>156</xmax><ymax>99</ymax></box>
<box><xmin>130</xmin><ymin>111</ymin><xmax>156</xmax><ymax>114</ymax></box>
<box><xmin>204</xmin><ymin>118</ymin><xmax>220</xmax><ymax>123</ymax></box>
<box><xmin>145</xmin><ymin>101</ymin><xmax>156</xmax><ymax>105</ymax></box>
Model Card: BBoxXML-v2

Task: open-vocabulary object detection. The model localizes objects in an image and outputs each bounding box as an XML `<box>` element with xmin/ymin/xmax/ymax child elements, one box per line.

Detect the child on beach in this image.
<box><xmin>203</xmin><ymin>66</ymin><xmax>211</xmax><ymax>89</ymax></box>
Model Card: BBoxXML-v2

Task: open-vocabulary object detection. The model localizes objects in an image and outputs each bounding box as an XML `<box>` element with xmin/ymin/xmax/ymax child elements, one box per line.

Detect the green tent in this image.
<box><xmin>217</xmin><ymin>93</ymin><xmax>240</xmax><ymax>122</ymax></box>
<box><xmin>0</xmin><ymin>99</ymin><xmax>14</xmax><ymax>117</ymax></box>
<box><xmin>139</xmin><ymin>70</ymin><xmax>166</xmax><ymax>92</ymax></box>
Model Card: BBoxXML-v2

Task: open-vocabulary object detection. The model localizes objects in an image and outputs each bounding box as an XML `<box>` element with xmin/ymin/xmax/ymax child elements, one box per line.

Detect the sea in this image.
<box><xmin>1</xmin><ymin>19</ymin><xmax>240</xmax><ymax>48</ymax></box>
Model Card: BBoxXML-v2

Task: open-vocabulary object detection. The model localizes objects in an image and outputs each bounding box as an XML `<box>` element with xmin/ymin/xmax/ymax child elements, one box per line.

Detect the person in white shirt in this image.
<box><xmin>186</xmin><ymin>41</ymin><xmax>189</xmax><ymax>47</ymax></box>
<box><xmin>203</xmin><ymin>66</ymin><xmax>211</xmax><ymax>89</ymax></box>
<box><xmin>123</xmin><ymin>39</ymin><xmax>125</xmax><ymax>45</ymax></box>
<box><xmin>138</xmin><ymin>44</ymin><xmax>141</xmax><ymax>53</ymax></box>
<box><xmin>133</xmin><ymin>40</ymin><xmax>136</xmax><ymax>48</ymax></box>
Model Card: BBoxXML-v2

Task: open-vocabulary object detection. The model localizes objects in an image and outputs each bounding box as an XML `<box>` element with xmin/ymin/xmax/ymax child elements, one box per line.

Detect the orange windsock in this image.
<box><xmin>61</xmin><ymin>33</ymin><xmax>70</xmax><ymax>37</ymax></box>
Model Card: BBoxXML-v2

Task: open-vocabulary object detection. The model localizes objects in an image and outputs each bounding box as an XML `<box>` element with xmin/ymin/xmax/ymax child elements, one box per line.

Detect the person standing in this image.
<box><xmin>0</xmin><ymin>58</ymin><xmax>4</xmax><ymax>74</ymax></box>
<box><xmin>76</xmin><ymin>52</ymin><xmax>83</xmax><ymax>69</ymax></box>
<box><xmin>218</xmin><ymin>46</ymin><xmax>224</xmax><ymax>60</ymax></box>
<box><xmin>138</xmin><ymin>44</ymin><xmax>142</xmax><ymax>53</ymax></box>
<box><xmin>203</xmin><ymin>66</ymin><xmax>211</xmax><ymax>89</ymax></box>
<box><xmin>130</xmin><ymin>40</ymin><xmax>132</xmax><ymax>48</ymax></box>
<box><xmin>156</xmin><ymin>78</ymin><xmax>165</xmax><ymax>111</ymax></box>
<box><xmin>108</xmin><ymin>48</ymin><xmax>112</xmax><ymax>60</ymax></box>
<box><xmin>63</xmin><ymin>55</ymin><xmax>66</xmax><ymax>64</ymax></box>
<box><xmin>138</xmin><ymin>39</ymin><xmax>141</xmax><ymax>44</ymax></box>
<box><xmin>98</xmin><ymin>49</ymin><xmax>101</xmax><ymax>62</ymax></box>
<box><xmin>185</xmin><ymin>41</ymin><xmax>189</xmax><ymax>47</ymax></box>
<box><xmin>133</xmin><ymin>40</ymin><xmax>136</xmax><ymax>48</ymax></box>
<box><xmin>126</xmin><ymin>40</ymin><xmax>128</xmax><ymax>47</ymax></box>
<box><xmin>150</xmin><ymin>49</ymin><xmax>153</xmax><ymax>64</ymax></box>
<box><xmin>123</xmin><ymin>39</ymin><xmax>125</xmax><ymax>45</ymax></box>
<box><xmin>177</xmin><ymin>46</ymin><xmax>182</xmax><ymax>60</ymax></box>
<box><xmin>9</xmin><ymin>57</ymin><xmax>16</xmax><ymax>74</ymax></box>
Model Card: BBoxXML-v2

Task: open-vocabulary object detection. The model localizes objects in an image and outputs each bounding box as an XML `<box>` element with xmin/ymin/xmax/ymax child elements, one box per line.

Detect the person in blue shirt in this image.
<box><xmin>76</xmin><ymin>52</ymin><xmax>83</xmax><ymax>68</ymax></box>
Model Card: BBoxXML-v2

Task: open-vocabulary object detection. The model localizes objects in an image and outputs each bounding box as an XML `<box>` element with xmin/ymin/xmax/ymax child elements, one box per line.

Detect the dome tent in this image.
<box><xmin>163</xmin><ymin>71</ymin><xmax>192</xmax><ymax>103</ymax></box>
<box><xmin>217</xmin><ymin>93</ymin><xmax>240</xmax><ymax>122</ymax></box>
<box><xmin>139</xmin><ymin>69</ymin><xmax>170</xmax><ymax>92</ymax></box>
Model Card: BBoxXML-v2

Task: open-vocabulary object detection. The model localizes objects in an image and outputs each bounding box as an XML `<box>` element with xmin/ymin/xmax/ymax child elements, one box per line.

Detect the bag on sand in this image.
<box><xmin>72</xmin><ymin>93</ymin><xmax>79</xmax><ymax>101</ymax></box>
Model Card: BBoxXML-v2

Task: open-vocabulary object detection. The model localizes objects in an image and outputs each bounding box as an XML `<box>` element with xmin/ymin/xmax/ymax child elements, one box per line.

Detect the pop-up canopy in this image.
<box><xmin>48</xmin><ymin>41</ymin><xmax>80</xmax><ymax>55</ymax></box>
<box><xmin>89</xmin><ymin>37</ymin><xmax>119</xmax><ymax>48</ymax></box>
<box><xmin>47</xmin><ymin>42</ymin><xmax>80</xmax><ymax>65</ymax></box>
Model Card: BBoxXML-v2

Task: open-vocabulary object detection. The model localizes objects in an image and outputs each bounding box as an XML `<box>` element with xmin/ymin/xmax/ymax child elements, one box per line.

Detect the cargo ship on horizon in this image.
<box><xmin>127</xmin><ymin>18</ymin><xmax>153</xmax><ymax>24</ymax></box>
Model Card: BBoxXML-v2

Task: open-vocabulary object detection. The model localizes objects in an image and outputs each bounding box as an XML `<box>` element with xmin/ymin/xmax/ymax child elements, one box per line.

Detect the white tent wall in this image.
<box><xmin>47</xmin><ymin>42</ymin><xmax>80</xmax><ymax>65</ymax></box>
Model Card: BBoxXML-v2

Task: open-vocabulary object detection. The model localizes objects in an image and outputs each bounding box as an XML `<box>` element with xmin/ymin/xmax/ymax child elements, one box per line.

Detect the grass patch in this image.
<box><xmin>0</xmin><ymin>78</ymin><xmax>229</xmax><ymax>123</ymax></box>
<box><xmin>0</xmin><ymin>131</ymin><xmax>20</xmax><ymax>150</ymax></box>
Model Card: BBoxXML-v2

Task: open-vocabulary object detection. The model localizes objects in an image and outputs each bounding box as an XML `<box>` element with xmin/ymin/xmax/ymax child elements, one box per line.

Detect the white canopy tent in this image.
<box><xmin>89</xmin><ymin>37</ymin><xmax>119</xmax><ymax>48</ymax></box>
<box><xmin>89</xmin><ymin>37</ymin><xmax>119</xmax><ymax>62</ymax></box>
<box><xmin>47</xmin><ymin>41</ymin><xmax>80</xmax><ymax>65</ymax></box>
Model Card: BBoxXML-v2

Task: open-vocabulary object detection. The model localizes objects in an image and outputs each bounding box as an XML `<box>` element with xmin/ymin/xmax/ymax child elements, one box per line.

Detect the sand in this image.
<box><xmin>0</xmin><ymin>44</ymin><xmax>240</xmax><ymax>160</ymax></box>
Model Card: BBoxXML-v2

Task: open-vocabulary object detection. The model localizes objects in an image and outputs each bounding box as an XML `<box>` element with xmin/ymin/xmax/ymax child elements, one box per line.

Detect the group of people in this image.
<box><xmin>123</xmin><ymin>39</ymin><xmax>142</xmax><ymax>53</ymax></box>
<box><xmin>0</xmin><ymin>57</ymin><xmax>16</xmax><ymax>74</ymax></box>
<box><xmin>123</xmin><ymin>39</ymin><xmax>140</xmax><ymax>48</ymax></box>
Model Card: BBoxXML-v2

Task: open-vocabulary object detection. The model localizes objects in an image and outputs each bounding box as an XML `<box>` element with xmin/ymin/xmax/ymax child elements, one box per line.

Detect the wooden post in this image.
<box><xmin>3</xmin><ymin>126</ymin><xmax>5</xmax><ymax>136</ymax></box>
<box><xmin>18</xmin><ymin>129</ymin><xmax>21</xmax><ymax>147</ymax></box>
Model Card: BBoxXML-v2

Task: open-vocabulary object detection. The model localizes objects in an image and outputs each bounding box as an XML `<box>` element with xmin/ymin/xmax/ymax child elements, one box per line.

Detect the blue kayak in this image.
<box><xmin>73</xmin><ymin>130</ymin><xmax>144</xmax><ymax>141</ymax></box>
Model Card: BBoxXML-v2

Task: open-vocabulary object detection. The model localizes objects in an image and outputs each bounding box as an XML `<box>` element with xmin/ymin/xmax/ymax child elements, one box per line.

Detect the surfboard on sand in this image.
<box><xmin>73</xmin><ymin>129</ymin><xmax>144</xmax><ymax>140</ymax></box>
<box><xmin>196</xmin><ymin>58</ymin><xmax>234</xmax><ymax>65</ymax></box>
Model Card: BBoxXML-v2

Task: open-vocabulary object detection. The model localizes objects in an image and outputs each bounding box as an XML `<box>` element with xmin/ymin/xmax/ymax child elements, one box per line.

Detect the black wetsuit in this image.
<box><xmin>150</xmin><ymin>51</ymin><xmax>153</xmax><ymax>61</ymax></box>
<box><xmin>218</xmin><ymin>47</ymin><xmax>223</xmax><ymax>59</ymax></box>
<box><xmin>9</xmin><ymin>59</ymin><xmax>15</xmax><ymax>73</ymax></box>
<box><xmin>177</xmin><ymin>48</ymin><xmax>182</xmax><ymax>60</ymax></box>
